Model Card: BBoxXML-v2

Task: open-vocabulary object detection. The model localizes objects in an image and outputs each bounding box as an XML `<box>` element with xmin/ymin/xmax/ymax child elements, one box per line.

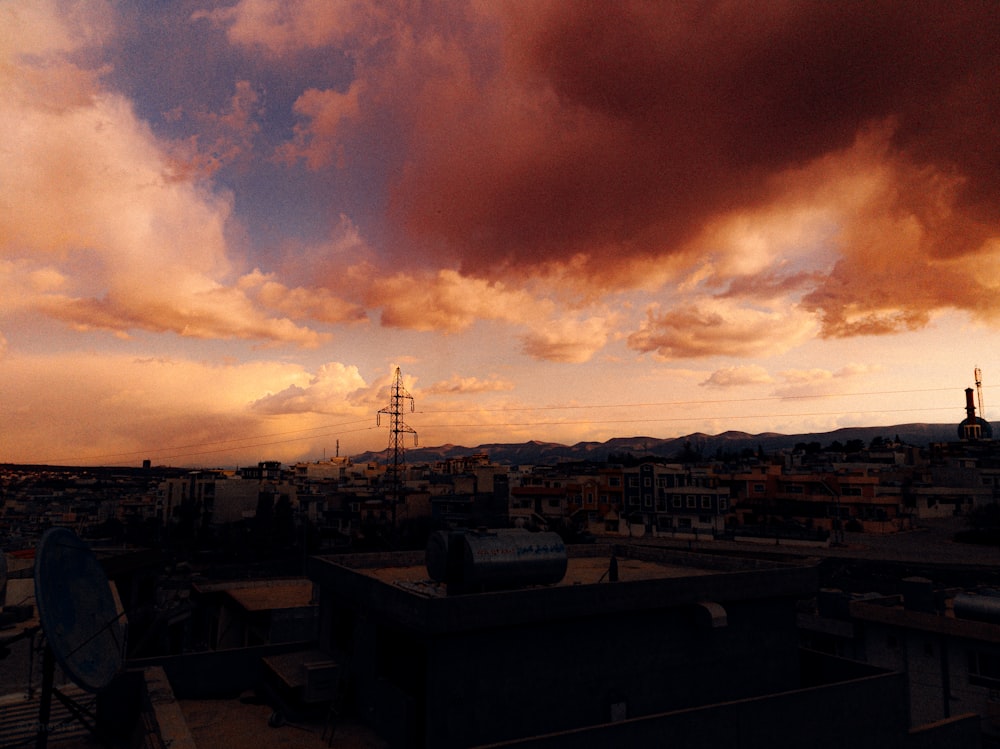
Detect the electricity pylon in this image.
<box><xmin>377</xmin><ymin>367</ymin><xmax>417</xmax><ymax>508</ymax></box>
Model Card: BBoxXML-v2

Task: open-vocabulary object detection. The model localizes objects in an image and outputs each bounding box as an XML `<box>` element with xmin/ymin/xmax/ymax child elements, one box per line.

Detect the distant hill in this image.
<box><xmin>352</xmin><ymin>423</ymin><xmax>959</xmax><ymax>465</ymax></box>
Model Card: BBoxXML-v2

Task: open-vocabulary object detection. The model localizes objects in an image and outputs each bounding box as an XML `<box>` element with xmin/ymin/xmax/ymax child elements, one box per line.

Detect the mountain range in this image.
<box><xmin>353</xmin><ymin>423</ymin><xmax>960</xmax><ymax>466</ymax></box>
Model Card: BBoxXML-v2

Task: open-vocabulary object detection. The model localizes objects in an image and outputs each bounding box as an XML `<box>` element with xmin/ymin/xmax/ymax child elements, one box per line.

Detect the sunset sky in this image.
<box><xmin>4</xmin><ymin>1</ymin><xmax>1000</xmax><ymax>467</ymax></box>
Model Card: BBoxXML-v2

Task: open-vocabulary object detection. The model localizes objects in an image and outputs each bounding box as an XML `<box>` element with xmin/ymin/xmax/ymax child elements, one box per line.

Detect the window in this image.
<box><xmin>753</xmin><ymin>483</ymin><xmax>765</xmax><ymax>493</ymax></box>
<box><xmin>686</xmin><ymin>495</ymin><xmax>696</xmax><ymax>508</ymax></box>
<box><xmin>719</xmin><ymin>498</ymin><xmax>728</xmax><ymax>511</ymax></box>
<box><xmin>964</xmin><ymin>424</ymin><xmax>983</xmax><ymax>440</ymax></box>
<box><xmin>643</xmin><ymin>477</ymin><xmax>652</xmax><ymax>488</ymax></box>
<box><xmin>677</xmin><ymin>518</ymin><xmax>692</xmax><ymax>529</ymax></box>
<box><xmin>787</xmin><ymin>484</ymin><xmax>804</xmax><ymax>494</ymax></box>
<box><xmin>701</xmin><ymin>495</ymin><xmax>712</xmax><ymax>509</ymax></box>
<box><xmin>969</xmin><ymin>651</ymin><xmax>1000</xmax><ymax>686</ymax></box>
<box><xmin>609</xmin><ymin>476</ymin><xmax>621</xmax><ymax>487</ymax></box>
<box><xmin>643</xmin><ymin>494</ymin><xmax>653</xmax><ymax>508</ymax></box>
<box><xmin>672</xmin><ymin>496</ymin><xmax>682</xmax><ymax>508</ymax></box>
<box><xmin>628</xmin><ymin>476</ymin><xmax>639</xmax><ymax>488</ymax></box>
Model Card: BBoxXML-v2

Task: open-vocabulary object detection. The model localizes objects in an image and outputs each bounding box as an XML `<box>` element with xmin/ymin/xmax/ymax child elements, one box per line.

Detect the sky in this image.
<box><xmin>3</xmin><ymin>1</ymin><xmax>1000</xmax><ymax>468</ymax></box>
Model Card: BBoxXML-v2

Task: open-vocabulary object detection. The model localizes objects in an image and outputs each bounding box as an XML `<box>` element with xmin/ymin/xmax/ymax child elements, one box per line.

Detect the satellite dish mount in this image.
<box><xmin>32</xmin><ymin>527</ymin><xmax>128</xmax><ymax>749</ymax></box>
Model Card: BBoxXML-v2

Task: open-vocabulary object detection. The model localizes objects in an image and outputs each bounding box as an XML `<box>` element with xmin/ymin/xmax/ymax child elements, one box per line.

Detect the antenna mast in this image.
<box><xmin>976</xmin><ymin>367</ymin><xmax>985</xmax><ymax>418</ymax></box>
<box><xmin>377</xmin><ymin>367</ymin><xmax>417</xmax><ymax>506</ymax></box>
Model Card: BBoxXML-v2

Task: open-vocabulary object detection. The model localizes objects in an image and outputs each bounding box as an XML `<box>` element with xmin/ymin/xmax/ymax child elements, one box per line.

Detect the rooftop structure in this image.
<box><xmin>307</xmin><ymin>541</ymin><xmax>976</xmax><ymax>748</ymax></box>
<box><xmin>802</xmin><ymin>578</ymin><xmax>1000</xmax><ymax>744</ymax></box>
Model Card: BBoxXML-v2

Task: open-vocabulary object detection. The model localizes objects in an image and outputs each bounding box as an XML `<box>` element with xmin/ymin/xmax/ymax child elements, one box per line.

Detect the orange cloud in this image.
<box><xmin>277</xmin><ymin>83</ymin><xmax>364</xmax><ymax>169</ymax></box>
<box><xmin>0</xmin><ymin>8</ymin><xmax>333</xmax><ymax>347</ymax></box>
<box><xmin>370</xmin><ymin>270</ymin><xmax>549</xmax><ymax>332</ymax></box>
<box><xmin>369</xmin><ymin>268</ymin><xmax>616</xmax><ymax>362</ymax></box>
<box><xmin>35</xmin><ymin>290</ymin><xmax>328</xmax><ymax>347</ymax></box>
<box><xmin>773</xmin><ymin>364</ymin><xmax>883</xmax><ymax>399</ymax></box>
<box><xmin>250</xmin><ymin>362</ymin><xmax>369</xmax><ymax>415</ymax></box>
<box><xmin>701</xmin><ymin>365</ymin><xmax>774</xmax><ymax>389</ymax></box>
<box><xmin>423</xmin><ymin>375</ymin><xmax>515</xmax><ymax>396</ymax></box>
<box><xmin>233</xmin><ymin>0</ymin><xmax>1000</xmax><ymax>344</ymax></box>
<box><xmin>520</xmin><ymin>315</ymin><xmax>613</xmax><ymax>364</ymax></box>
<box><xmin>0</xmin><ymin>353</ymin><xmax>373</xmax><ymax>465</ymax></box>
<box><xmin>194</xmin><ymin>0</ymin><xmax>362</xmax><ymax>56</ymax></box>
<box><xmin>239</xmin><ymin>269</ymin><xmax>367</xmax><ymax>325</ymax></box>
<box><xmin>628</xmin><ymin>300</ymin><xmax>817</xmax><ymax>360</ymax></box>
<box><xmin>166</xmin><ymin>80</ymin><xmax>264</xmax><ymax>178</ymax></box>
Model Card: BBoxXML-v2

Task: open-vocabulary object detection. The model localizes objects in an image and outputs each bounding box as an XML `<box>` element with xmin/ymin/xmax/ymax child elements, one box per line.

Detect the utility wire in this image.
<box><xmin>32</xmin><ymin>386</ymin><xmax>968</xmax><ymax>465</ymax></box>
<box><xmin>414</xmin><ymin>386</ymin><xmax>961</xmax><ymax>415</ymax></box>
<box><xmin>71</xmin><ymin>406</ymin><xmax>958</xmax><ymax>465</ymax></box>
<box><xmin>412</xmin><ymin>406</ymin><xmax>959</xmax><ymax>430</ymax></box>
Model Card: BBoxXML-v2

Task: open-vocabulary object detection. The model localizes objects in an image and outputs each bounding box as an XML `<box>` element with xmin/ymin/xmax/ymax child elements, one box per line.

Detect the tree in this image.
<box><xmin>844</xmin><ymin>439</ymin><xmax>865</xmax><ymax>453</ymax></box>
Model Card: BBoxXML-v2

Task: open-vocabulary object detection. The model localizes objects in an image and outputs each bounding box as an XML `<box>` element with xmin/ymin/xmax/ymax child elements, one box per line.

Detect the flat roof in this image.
<box><xmin>180</xmin><ymin>696</ymin><xmax>385</xmax><ymax>749</ymax></box>
<box><xmin>308</xmin><ymin>544</ymin><xmax>818</xmax><ymax>634</ymax></box>
<box><xmin>363</xmin><ymin>555</ymin><xmax>714</xmax><ymax>595</ymax></box>
<box><xmin>225</xmin><ymin>581</ymin><xmax>315</xmax><ymax>612</ymax></box>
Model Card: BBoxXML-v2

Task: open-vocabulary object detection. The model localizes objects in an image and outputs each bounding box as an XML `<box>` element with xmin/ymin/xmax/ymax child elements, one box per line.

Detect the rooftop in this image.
<box><xmin>308</xmin><ymin>544</ymin><xmax>818</xmax><ymax>634</ymax></box>
<box><xmin>362</xmin><ymin>553</ymin><xmax>715</xmax><ymax>595</ymax></box>
<box><xmin>221</xmin><ymin>581</ymin><xmax>315</xmax><ymax>612</ymax></box>
<box><xmin>179</xmin><ymin>695</ymin><xmax>385</xmax><ymax>749</ymax></box>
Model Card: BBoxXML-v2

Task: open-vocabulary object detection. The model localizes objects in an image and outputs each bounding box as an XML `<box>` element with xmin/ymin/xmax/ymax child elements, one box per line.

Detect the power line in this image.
<box><xmin>146</xmin><ymin>424</ymin><xmax>381</xmax><ymax>463</ymax></box>
<box><xmin>414</xmin><ymin>387</ymin><xmax>960</xmax><ymax>415</ymax></box>
<box><xmin>32</xmin><ymin>386</ymin><xmax>968</xmax><ymax>465</ymax></box>
<box><xmin>36</xmin><ymin>418</ymin><xmax>375</xmax><ymax>465</ymax></box>
<box><xmin>164</xmin><ymin>403</ymin><xmax>957</xmax><ymax>462</ymax></box>
<box><xmin>412</xmin><ymin>405</ymin><xmax>959</xmax><ymax>430</ymax></box>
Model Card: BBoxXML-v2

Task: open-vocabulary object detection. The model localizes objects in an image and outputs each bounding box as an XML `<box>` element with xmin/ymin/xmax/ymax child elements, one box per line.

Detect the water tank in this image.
<box><xmin>954</xmin><ymin>591</ymin><xmax>1000</xmax><ymax>624</ymax></box>
<box><xmin>425</xmin><ymin>529</ymin><xmax>567</xmax><ymax>588</ymax></box>
<box><xmin>425</xmin><ymin>530</ymin><xmax>454</xmax><ymax>582</ymax></box>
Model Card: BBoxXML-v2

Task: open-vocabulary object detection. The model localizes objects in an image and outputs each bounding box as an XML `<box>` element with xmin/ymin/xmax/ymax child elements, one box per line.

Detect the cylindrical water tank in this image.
<box><xmin>954</xmin><ymin>591</ymin><xmax>1000</xmax><ymax>624</ymax></box>
<box><xmin>425</xmin><ymin>531</ymin><xmax>453</xmax><ymax>582</ymax></box>
<box><xmin>425</xmin><ymin>529</ymin><xmax>567</xmax><ymax>588</ymax></box>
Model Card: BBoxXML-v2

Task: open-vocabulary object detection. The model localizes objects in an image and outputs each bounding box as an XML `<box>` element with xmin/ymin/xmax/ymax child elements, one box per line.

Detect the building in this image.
<box><xmin>306</xmin><ymin>539</ymin><xmax>976</xmax><ymax>748</ymax></box>
<box><xmin>622</xmin><ymin>462</ymin><xmax>731</xmax><ymax>538</ymax></box>
<box><xmin>800</xmin><ymin>578</ymin><xmax>1000</xmax><ymax>746</ymax></box>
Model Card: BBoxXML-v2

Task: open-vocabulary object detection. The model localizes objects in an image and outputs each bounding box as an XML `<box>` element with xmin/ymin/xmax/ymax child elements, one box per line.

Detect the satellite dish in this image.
<box><xmin>34</xmin><ymin>527</ymin><xmax>126</xmax><ymax>692</ymax></box>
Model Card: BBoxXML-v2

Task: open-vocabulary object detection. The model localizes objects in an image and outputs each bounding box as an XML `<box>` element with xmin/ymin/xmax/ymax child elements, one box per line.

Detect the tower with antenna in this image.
<box><xmin>377</xmin><ymin>367</ymin><xmax>418</xmax><ymax>507</ymax></box>
<box><xmin>975</xmin><ymin>367</ymin><xmax>985</xmax><ymax>418</ymax></box>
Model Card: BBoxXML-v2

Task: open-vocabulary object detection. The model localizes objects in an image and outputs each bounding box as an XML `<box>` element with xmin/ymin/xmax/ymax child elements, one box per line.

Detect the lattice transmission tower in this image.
<box><xmin>377</xmin><ymin>367</ymin><xmax>417</xmax><ymax>504</ymax></box>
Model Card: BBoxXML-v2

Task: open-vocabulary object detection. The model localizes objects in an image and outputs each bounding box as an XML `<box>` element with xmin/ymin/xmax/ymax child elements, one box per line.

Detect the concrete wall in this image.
<box><xmin>309</xmin><ymin>546</ymin><xmax>821</xmax><ymax>748</ymax></box>
<box><xmin>212</xmin><ymin>481</ymin><xmax>261</xmax><ymax>524</ymax></box>
<box><xmin>418</xmin><ymin>598</ymin><xmax>802</xmax><ymax>748</ymax></box>
<box><xmin>863</xmin><ymin>617</ymin><xmax>1000</xmax><ymax>739</ymax></box>
<box><xmin>132</xmin><ymin>641</ymin><xmax>311</xmax><ymax>699</ymax></box>
<box><xmin>473</xmin><ymin>670</ymin><xmax>964</xmax><ymax>749</ymax></box>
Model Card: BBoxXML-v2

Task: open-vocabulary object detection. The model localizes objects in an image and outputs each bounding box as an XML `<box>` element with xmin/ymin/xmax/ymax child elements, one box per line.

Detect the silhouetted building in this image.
<box><xmin>307</xmin><ymin>543</ymin><xmax>976</xmax><ymax>748</ymax></box>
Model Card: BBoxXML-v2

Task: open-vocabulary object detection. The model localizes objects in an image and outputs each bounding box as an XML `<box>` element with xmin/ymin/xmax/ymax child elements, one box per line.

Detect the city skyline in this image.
<box><xmin>3</xmin><ymin>2</ymin><xmax>1000</xmax><ymax>467</ymax></box>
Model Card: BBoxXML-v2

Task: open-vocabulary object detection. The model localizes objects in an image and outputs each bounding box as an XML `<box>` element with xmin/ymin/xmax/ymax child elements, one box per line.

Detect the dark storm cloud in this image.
<box><xmin>394</xmin><ymin>1</ymin><xmax>1000</xmax><ymax>277</ymax></box>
